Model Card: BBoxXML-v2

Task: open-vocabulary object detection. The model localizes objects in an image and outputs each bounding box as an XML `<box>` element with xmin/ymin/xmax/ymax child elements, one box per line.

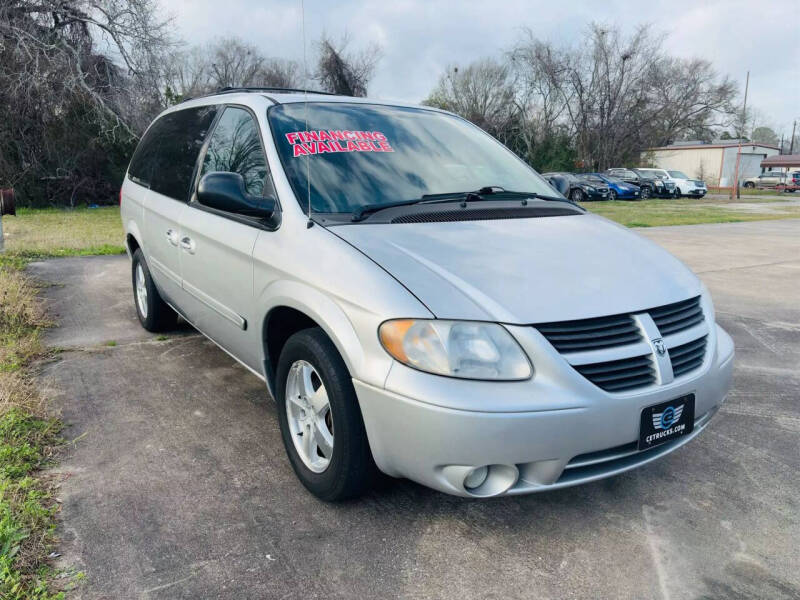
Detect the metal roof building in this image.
<box><xmin>645</xmin><ymin>141</ymin><xmax>780</xmax><ymax>187</ymax></box>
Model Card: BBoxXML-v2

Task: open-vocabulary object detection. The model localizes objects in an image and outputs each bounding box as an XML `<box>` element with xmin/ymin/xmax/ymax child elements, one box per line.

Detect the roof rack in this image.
<box><xmin>181</xmin><ymin>86</ymin><xmax>339</xmax><ymax>103</ymax></box>
<box><xmin>218</xmin><ymin>86</ymin><xmax>336</xmax><ymax>96</ymax></box>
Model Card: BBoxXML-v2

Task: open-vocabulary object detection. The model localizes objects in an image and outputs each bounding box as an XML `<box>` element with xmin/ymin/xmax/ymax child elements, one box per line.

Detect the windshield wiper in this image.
<box><xmin>350</xmin><ymin>187</ymin><xmax>567</xmax><ymax>222</ymax></box>
<box><xmin>351</xmin><ymin>198</ymin><xmax>430</xmax><ymax>221</ymax></box>
<box><xmin>351</xmin><ymin>191</ymin><xmax>485</xmax><ymax>221</ymax></box>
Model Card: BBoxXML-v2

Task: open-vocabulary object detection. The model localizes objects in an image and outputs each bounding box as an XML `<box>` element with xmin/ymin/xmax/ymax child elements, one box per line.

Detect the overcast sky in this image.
<box><xmin>167</xmin><ymin>0</ymin><xmax>799</xmax><ymax>136</ymax></box>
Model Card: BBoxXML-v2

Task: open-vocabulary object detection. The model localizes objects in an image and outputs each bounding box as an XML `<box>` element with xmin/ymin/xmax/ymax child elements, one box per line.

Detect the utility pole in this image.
<box><xmin>731</xmin><ymin>71</ymin><xmax>749</xmax><ymax>200</ymax></box>
<box><xmin>790</xmin><ymin>120</ymin><xmax>797</xmax><ymax>155</ymax></box>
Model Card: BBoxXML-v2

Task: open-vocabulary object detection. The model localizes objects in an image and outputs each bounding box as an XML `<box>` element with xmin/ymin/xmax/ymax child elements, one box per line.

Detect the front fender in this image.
<box><xmin>257</xmin><ymin>279</ymin><xmax>394</xmax><ymax>393</ymax></box>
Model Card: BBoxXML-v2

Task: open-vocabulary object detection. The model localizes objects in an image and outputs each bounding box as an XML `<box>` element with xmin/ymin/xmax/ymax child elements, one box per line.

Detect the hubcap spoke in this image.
<box><xmin>310</xmin><ymin>386</ymin><xmax>329</xmax><ymax>416</ymax></box>
<box><xmin>303</xmin><ymin>424</ymin><xmax>316</xmax><ymax>457</ymax></box>
<box><xmin>313</xmin><ymin>419</ymin><xmax>333</xmax><ymax>458</ymax></box>
<box><xmin>300</xmin><ymin>365</ymin><xmax>316</xmax><ymax>398</ymax></box>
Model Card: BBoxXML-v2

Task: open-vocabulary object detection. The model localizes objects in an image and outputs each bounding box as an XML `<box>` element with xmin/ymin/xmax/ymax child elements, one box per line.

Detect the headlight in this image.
<box><xmin>379</xmin><ymin>319</ymin><xmax>532</xmax><ymax>380</ymax></box>
<box><xmin>582</xmin><ymin>185</ymin><xmax>595</xmax><ymax>192</ymax></box>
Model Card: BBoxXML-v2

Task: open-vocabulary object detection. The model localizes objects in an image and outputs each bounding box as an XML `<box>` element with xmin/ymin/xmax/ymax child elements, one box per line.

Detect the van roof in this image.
<box><xmin>177</xmin><ymin>87</ymin><xmax>424</xmax><ymax>110</ymax></box>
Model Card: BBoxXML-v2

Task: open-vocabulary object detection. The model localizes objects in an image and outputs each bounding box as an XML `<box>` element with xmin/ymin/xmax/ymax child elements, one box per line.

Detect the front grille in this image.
<box><xmin>669</xmin><ymin>335</ymin><xmax>707</xmax><ymax>377</ymax></box>
<box><xmin>535</xmin><ymin>314</ymin><xmax>642</xmax><ymax>353</ymax></box>
<box><xmin>535</xmin><ymin>295</ymin><xmax>707</xmax><ymax>393</ymax></box>
<box><xmin>648</xmin><ymin>296</ymin><xmax>703</xmax><ymax>335</ymax></box>
<box><xmin>574</xmin><ymin>354</ymin><xmax>656</xmax><ymax>392</ymax></box>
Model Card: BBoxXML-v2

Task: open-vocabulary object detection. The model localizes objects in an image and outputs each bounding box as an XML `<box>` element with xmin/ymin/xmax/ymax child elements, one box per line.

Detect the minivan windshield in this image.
<box><xmin>668</xmin><ymin>171</ymin><xmax>689</xmax><ymax>179</ymax></box>
<box><xmin>268</xmin><ymin>102</ymin><xmax>557</xmax><ymax>214</ymax></box>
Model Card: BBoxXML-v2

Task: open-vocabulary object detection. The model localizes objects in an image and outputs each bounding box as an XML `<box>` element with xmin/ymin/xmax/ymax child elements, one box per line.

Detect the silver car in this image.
<box><xmin>121</xmin><ymin>89</ymin><xmax>734</xmax><ymax>500</ymax></box>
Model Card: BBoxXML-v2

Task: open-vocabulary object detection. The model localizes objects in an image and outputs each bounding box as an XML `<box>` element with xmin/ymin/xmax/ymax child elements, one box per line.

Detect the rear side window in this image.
<box><xmin>128</xmin><ymin>106</ymin><xmax>218</xmax><ymax>201</ymax></box>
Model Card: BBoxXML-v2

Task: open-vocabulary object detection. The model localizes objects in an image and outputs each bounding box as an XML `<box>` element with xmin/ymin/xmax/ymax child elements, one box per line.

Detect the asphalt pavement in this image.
<box><xmin>28</xmin><ymin>219</ymin><xmax>800</xmax><ymax>599</ymax></box>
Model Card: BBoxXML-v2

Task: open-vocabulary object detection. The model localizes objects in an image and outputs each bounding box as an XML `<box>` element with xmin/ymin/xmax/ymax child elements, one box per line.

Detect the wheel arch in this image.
<box><xmin>125</xmin><ymin>225</ymin><xmax>143</xmax><ymax>259</ymax></box>
<box><xmin>260</xmin><ymin>283</ymin><xmax>366</xmax><ymax>399</ymax></box>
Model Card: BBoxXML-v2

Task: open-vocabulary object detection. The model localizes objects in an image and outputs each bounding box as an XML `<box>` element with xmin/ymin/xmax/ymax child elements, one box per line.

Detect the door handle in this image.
<box><xmin>166</xmin><ymin>229</ymin><xmax>179</xmax><ymax>246</ymax></box>
<box><xmin>180</xmin><ymin>236</ymin><xmax>196</xmax><ymax>254</ymax></box>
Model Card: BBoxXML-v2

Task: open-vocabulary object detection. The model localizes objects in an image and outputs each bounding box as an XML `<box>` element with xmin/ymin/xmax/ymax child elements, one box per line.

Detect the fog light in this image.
<box><xmin>463</xmin><ymin>466</ymin><xmax>489</xmax><ymax>490</ymax></box>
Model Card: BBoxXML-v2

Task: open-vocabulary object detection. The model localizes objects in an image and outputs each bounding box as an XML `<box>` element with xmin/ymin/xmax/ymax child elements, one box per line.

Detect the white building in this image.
<box><xmin>644</xmin><ymin>141</ymin><xmax>780</xmax><ymax>187</ymax></box>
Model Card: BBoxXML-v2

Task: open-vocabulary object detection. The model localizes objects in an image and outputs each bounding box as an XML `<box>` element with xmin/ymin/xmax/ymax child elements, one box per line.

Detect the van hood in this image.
<box><xmin>333</xmin><ymin>214</ymin><xmax>701</xmax><ymax>324</ymax></box>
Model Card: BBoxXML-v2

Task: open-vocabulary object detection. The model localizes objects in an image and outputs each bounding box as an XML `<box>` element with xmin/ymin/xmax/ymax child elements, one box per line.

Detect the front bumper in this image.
<box><xmin>356</xmin><ymin>323</ymin><xmax>734</xmax><ymax>497</ymax></box>
<box><xmin>685</xmin><ymin>185</ymin><xmax>707</xmax><ymax>197</ymax></box>
<box><xmin>616</xmin><ymin>188</ymin><xmax>640</xmax><ymax>199</ymax></box>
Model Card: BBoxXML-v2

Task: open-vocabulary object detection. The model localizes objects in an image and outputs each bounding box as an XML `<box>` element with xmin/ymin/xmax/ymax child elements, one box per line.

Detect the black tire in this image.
<box><xmin>675</xmin><ymin>187</ymin><xmax>682</xmax><ymax>198</ymax></box>
<box><xmin>609</xmin><ymin>189</ymin><xmax>617</xmax><ymax>200</ymax></box>
<box><xmin>743</xmin><ymin>182</ymin><xmax>755</xmax><ymax>189</ymax></box>
<box><xmin>131</xmin><ymin>248</ymin><xmax>178</xmax><ymax>332</ymax></box>
<box><xmin>276</xmin><ymin>327</ymin><xmax>377</xmax><ymax>501</ymax></box>
<box><xmin>570</xmin><ymin>188</ymin><xmax>585</xmax><ymax>202</ymax></box>
<box><xmin>639</xmin><ymin>186</ymin><xmax>651</xmax><ymax>199</ymax></box>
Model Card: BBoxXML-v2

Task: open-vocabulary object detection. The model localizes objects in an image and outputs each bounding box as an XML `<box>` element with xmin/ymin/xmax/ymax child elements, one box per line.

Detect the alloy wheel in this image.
<box><xmin>135</xmin><ymin>263</ymin><xmax>148</xmax><ymax>319</ymax></box>
<box><xmin>285</xmin><ymin>360</ymin><xmax>334</xmax><ymax>473</ymax></box>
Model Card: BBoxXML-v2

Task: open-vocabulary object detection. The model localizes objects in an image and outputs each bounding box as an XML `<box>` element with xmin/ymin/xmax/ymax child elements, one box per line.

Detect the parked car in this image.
<box><xmin>121</xmin><ymin>88</ymin><xmax>734</xmax><ymax>500</ymax></box>
<box><xmin>637</xmin><ymin>168</ymin><xmax>707</xmax><ymax>198</ymax></box>
<box><xmin>606</xmin><ymin>168</ymin><xmax>674</xmax><ymax>198</ymax></box>
<box><xmin>541</xmin><ymin>172</ymin><xmax>609</xmax><ymax>201</ymax></box>
<box><xmin>743</xmin><ymin>172</ymin><xmax>787</xmax><ymax>189</ymax></box>
<box><xmin>778</xmin><ymin>171</ymin><xmax>800</xmax><ymax>192</ymax></box>
<box><xmin>586</xmin><ymin>173</ymin><xmax>641</xmax><ymax>200</ymax></box>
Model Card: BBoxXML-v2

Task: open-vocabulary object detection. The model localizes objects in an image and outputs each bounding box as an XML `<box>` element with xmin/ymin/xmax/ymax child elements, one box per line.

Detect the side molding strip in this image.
<box><xmin>182</xmin><ymin>280</ymin><xmax>247</xmax><ymax>330</ymax></box>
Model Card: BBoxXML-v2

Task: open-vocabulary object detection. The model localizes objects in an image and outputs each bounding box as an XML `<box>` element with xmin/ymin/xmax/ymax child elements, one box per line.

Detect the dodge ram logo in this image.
<box><xmin>652</xmin><ymin>337</ymin><xmax>666</xmax><ymax>356</ymax></box>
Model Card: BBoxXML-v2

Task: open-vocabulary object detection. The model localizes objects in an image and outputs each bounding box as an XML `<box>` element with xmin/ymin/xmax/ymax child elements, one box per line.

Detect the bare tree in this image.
<box><xmin>164</xmin><ymin>38</ymin><xmax>301</xmax><ymax>101</ymax></box>
<box><xmin>208</xmin><ymin>37</ymin><xmax>265</xmax><ymax>88</ymax></box>
<box><xmin>0</xmin><ymin>0</ymin><xmax>174</xmax><ymax>205</ymax></box>
<box><xmin>315</xmin><ymin>33</ymin><xmax>381</xmax><ymax>97</ymax></box>
<box><xmin>260</xmin><ymin>58</ymin><xmax>301</xmax><ymax>88</ymax></box>
<box><xmin>503</xmin><ymin>24</ymin><xmax>739</xmax><ymax>170</ymax></box>
<box><xmin>424</xmin><ymin>59</ymin><xmax>519</xmax><ymax>145</ymax></box>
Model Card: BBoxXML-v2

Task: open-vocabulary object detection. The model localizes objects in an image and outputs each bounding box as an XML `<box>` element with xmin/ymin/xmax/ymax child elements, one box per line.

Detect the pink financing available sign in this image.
<box><xmin>285</xmin><ymin>130</ymin><xmax>394</xmax><ymax>157</ymax></box>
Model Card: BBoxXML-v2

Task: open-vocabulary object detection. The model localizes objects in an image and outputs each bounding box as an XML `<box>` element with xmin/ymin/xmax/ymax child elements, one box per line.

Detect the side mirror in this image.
<box><xmin>197</xmin><ymin>172</ymin><xmax>278</xmax><ymax>225</ymax></box>
<box><xmin>546</xmin><ymin>175</ymin><xmax>570</xmax><ymax>198</ymax></box>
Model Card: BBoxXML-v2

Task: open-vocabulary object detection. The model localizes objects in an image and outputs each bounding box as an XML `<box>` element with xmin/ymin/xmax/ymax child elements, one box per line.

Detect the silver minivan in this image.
<box><xmin>121</xmin><ymin>88</ymin><xmax>734</xmax><ymax>500</ymax></box>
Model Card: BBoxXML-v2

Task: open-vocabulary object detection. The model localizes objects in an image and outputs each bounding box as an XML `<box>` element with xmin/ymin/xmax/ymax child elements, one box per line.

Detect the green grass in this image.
<box><xmin>581</xmin><ymin>196</ymin><xmax>800</xmax><ymax>227</ymax></box>
<box><xmin>2</xmin><ymin>207</ymin><xmax>124</xmax><ymax>258</ymax></box>
<box><xmin>0</xmin><ymin>205</ymin><xmax>124</xmax><ymax>597</ymax></box>
<box><xmin>0</xmin><ymin>256</ymin><xmax>65</xmax><ymax>599</ymax></box>
<box><xmin>708</xmin><ymin>187</ymin><xmax>797</xmax><ymax>197</ymax></box>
